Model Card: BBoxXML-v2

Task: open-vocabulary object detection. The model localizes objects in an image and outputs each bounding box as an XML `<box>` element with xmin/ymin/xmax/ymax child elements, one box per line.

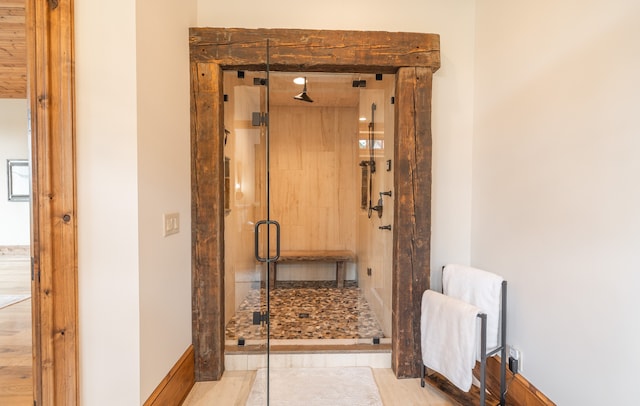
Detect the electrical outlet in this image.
<box><xmin>509</xmin><ymin>346</ymin><xmax>523</xmax><ymax>372</ymax></box>
<box><xmin>508</xmin><ymin>356</ymin><xmax>519</xmax><ymax>374</ymax></box>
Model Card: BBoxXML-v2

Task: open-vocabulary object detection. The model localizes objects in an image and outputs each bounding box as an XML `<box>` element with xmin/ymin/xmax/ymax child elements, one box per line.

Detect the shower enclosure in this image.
<box><xmin>222</xmin><ymin>69</ymin><xmax>396</xmax><ymax>330</ymax></box>
<box><xmin>190</xmin><ymin>28</ymin><xmax>439</xmax><ymax>397</ymax></box>
<box><xmin>222</xmin><ymin>63</ymin><xmax>396</xmax><ymax>401</ymax></box>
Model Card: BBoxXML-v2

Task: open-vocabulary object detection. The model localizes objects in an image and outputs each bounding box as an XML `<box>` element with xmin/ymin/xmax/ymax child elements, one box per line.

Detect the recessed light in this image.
<box><xmin>359</xmin><ymin>117</ymin><xmax>367</xmax><ymax>122</ymax></box>
<box><xmin>293</xmin><ymin>77</ymin><xmax>306</xmax><ymax>85</ymax></box>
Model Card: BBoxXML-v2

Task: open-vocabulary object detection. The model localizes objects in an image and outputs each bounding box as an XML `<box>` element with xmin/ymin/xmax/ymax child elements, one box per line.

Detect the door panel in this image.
<box><xmin>223</xmin><ymin>64</ymin><xmax>273</xmax><ymax>401</ymax></box>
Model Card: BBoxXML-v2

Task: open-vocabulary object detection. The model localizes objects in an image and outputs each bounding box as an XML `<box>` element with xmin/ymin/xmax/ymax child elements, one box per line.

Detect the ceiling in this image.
<box><xmin>269</xmin><ymin>72</ymin><xmax>362</xmax><ymax>107</ymax></box>
<box><xmin>254</xmin><ymin>72</ymin><xmax>389</xmax><ymax>108</ymax></box>
<box><xmin>0</xmin><ymin>0</ymin><xmax>26</xmax><ymax>99</ymax></box>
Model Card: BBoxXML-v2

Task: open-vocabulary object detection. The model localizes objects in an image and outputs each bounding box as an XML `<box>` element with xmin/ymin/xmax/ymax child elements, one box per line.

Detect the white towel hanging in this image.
<box><xmin>443</xmin><ymin>264</ymin><xmax>504</xmax><ymax>351</ymax></box>
<box><xmin>420</xmin><ymin>290</ymin><xmax>480</xmax><ymax>391</ymax></box>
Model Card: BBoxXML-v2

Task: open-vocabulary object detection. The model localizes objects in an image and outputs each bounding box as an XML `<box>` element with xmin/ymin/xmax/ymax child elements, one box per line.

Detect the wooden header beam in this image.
<box><xmin>190</xmin><ymin>27</ymin><xmax>440</xmax><ymax>73</ymax></box>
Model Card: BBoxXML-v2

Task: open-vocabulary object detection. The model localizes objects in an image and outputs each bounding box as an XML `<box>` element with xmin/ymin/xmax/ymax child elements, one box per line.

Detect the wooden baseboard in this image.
<box><xmin>484</xmin><ymin>357</ymin><xmax>556</xmax><ymax>406</ymax></box>
<box><xmin>144</xmin><ymin>345</ymin><xmax>195</xmax><ymax>406</ymax></box>
<box><xmin>424</xmin><ymin>356</ymin><xmax>555</xmax><ymax>406</ymax></box>
<box><xmin>0</xmin><ymin>246</ymin><xmax>30</xmax><ymax>256</ymax></box>
<box><xmin>423</xmin><ymin>372</ymin><xmax>500</xmax><ymax>405</ymax></box>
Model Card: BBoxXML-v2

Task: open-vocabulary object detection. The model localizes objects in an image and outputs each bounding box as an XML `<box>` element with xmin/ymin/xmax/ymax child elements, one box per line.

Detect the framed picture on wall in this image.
<box><xmin>7</xmin><ymin>159</ymin><xmax>30</xmax><ymax>202</ymax></box>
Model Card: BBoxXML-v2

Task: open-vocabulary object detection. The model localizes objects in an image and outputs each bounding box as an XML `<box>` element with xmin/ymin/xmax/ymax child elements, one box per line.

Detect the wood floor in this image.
<box><xmin>0</xmin><ymin>256</ymin><xmax>33</xmax><ymax>406</ymax></box>
<box><xmin>183</xmin><ymin>368</ymin><xmax>455</xmax><ymax>405</ymax></box>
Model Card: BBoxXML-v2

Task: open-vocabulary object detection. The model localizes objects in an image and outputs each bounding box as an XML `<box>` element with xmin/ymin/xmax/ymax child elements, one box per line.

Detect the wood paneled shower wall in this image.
<box><xmin>269</xmin><ymin>105</ymin><xmax>358</xmax><ymax>253</ymax></box>
<box><xmin>190</xmin><ymin>28</ymin><xmax>440</xmax><ymax>381</ymax></box>
<box><xmin>223</xmin><ymin>93</ymin><xmax>360</xmax><ymax>324</ymax></box>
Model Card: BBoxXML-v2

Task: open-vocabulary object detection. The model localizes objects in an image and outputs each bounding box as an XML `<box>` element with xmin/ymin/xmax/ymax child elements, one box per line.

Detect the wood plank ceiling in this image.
<box><xmin>0</xmin><ymin>0</ymin><xmax>26</xmax><ymax>99</ymax></box>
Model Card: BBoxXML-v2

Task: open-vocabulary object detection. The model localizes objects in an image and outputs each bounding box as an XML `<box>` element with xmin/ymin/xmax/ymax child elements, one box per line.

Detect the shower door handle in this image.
<box><xmin>254</xmin><ymin>220</ymin><xmax>281</xmax><ymax>262</ymax></box>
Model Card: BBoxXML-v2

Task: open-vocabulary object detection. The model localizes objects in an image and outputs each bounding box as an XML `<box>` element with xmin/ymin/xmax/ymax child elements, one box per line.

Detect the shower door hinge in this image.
<box><xmin>252</xmin><ymin>311</ymin><xmax>269</xmax><ymax>326</ymax></box>
<box><xmin>252</xmin><ymin>112</ymin><xmax>269</xmax><ymax>126</ymax></box>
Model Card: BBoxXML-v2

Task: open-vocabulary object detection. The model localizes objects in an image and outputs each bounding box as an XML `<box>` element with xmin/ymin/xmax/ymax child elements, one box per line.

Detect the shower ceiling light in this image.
<box><xmin>293</xmin><ymin>77</ymin><xmax>306</xmax><ymax>85</ymax></box>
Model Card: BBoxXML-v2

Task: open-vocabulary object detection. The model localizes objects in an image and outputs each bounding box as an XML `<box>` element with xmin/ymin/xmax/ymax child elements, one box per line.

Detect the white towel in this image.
<box><xmin>443</xmin><ymin>264</ymin><xmax>504</xmax><ymax>351</ymax></box>
<box><xmin>421</xmin><ymin>290</ymin><xmax>480</xmax><ymax>392</ymax></box>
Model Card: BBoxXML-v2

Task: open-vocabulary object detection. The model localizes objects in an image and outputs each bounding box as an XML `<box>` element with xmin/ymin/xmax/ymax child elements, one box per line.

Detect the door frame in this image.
<box><xmin>190</xmin><ymin>28</ymin><xmax>440</xmax><ymax>380</ymax></box>
<box><xmin>27</xmin><ymin>0</ymin><xmax>79</xmax><ymax>404</ymax></box>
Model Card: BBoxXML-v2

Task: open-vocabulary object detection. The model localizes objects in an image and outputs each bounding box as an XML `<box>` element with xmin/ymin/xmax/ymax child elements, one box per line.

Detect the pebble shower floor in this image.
<box><xmin>225</xmin><ymin>281</ymin><xmax>385</xmax><ymax>341</ymax></box>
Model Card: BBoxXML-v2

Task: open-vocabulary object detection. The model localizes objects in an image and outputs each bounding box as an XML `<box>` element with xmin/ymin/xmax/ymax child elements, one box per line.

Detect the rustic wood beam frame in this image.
<box><xmin>27</xmin><ymin>0</ymin><xmax>79</xmax><ymax>404</ymax></box>
<box><xmin>190</xmin><ymin>27</ymin><xmax>440</xmax><ymax>380</ymax></box>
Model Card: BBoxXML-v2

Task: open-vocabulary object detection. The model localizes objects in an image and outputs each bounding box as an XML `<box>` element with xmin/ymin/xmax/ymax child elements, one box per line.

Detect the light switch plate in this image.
<box><xmin>163</xmin><ymin>212</ymin><xmax>180</xmax><ymax>236</ymax></box>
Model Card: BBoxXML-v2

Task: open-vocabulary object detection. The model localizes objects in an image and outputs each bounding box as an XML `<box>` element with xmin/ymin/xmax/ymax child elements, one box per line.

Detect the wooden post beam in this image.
<box><xmin>392</xmin><ymin>67</ymin><xmax>433</xmax><ymax>378</ymax></box>
<box><xmin>190</xmin><ymin>62</ymin><xmax>226</xmax><ymax>381</ymax></box>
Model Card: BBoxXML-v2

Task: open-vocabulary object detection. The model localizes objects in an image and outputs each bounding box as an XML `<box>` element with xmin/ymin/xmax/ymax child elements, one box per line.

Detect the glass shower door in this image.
<box><xmin>252</xmin><ymin>56</ymin><xmax>280</xmax><ymax>403</ymax></box>
<box><xmin>222</xmin><ymin>44</ymin><xmax>276</xmax><ymax>403</ymax></box>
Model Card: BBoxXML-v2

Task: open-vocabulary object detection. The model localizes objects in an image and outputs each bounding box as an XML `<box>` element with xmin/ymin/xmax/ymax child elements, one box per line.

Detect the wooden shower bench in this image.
<box><xmin>268</xmin><ymin>250</ymin><xmax>356</xmax><ymax>288</ymax></box>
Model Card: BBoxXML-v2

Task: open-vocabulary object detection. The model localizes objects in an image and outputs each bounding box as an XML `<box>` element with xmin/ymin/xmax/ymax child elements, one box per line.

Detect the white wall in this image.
<box><xmin>197</xmin><ymin>0</ymin><xmax>477</xmax><ymax>293</ymax></box>
<box><xmin>0</xmin><ymin>99</ymin><xmax>30</xmax><ymax>246</ymax></box>
<box><xmin>76</xmin><ymin>0</ymin><xmax>196</xmax><ymax>404</ymax></box>
<box><xmin>473</xmin><ymin>1</ymin><xmax>640</xmax><ymax>404</ymax></box>
<box><xmin>136</xmin><ymin>0</ymin><xmax>196</xmax><ymax>402</ymax></box>
<box><xmin>76</xmin><ymin>0</ymin><xmax>141</xmax><ymax>403</ymax></box>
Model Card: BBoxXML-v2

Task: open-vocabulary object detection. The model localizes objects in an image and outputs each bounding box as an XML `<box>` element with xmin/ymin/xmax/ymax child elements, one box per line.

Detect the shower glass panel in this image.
<box><xmin>355</xmin><ymin>74</ymin><xmax>395</xmax><ymax>341</ymax></box>
<box><xmin>267</xmin><ymin>71</ymin><xmax>394</xmax><ymax>344</ymax></box>
<box><xmin>222</xmin><ymin>66</ymin><xmax>273</xmax><ymax>397</ymax></box>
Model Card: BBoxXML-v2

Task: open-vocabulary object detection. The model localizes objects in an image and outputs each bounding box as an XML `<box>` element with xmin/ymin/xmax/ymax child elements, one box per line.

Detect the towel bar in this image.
<box><xmin>421</xmin><ymin>267</ymin><xmax>507</xmax><ymax>406</ymax></box>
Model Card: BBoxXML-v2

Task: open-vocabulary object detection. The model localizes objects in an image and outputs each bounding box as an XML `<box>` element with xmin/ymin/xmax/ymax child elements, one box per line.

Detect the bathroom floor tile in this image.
<box><xmin>226</xmin><ymin>281</ymin><xmax>385</xmax><ymax>341</ymax></box>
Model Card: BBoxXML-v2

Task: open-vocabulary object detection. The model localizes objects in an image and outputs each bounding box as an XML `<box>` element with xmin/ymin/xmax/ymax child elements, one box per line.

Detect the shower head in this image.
<box><xmin>293</xmin><ymin>91</ymin><xmax>313</xmax><ymax>103</ymax></box>
<box><xmin>293</xmin><ymin>77</ymin><xmax>314</xmax><ymax>103</ymax></box>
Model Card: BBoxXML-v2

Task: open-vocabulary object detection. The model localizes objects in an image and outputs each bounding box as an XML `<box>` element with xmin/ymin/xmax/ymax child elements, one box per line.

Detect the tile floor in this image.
<box><xmin>225</xmin><ymin>281</ymin><xmax>386</xmax><ymax>342</ymax></box>
<box><xmin>224</xmin><ymin>349</ymin><xmax>392</xmax><ymax>372</ymax></box>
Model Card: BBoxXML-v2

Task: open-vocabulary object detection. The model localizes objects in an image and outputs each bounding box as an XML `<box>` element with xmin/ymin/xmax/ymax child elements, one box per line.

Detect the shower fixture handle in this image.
<box><xmin>380</xmin><ymin>190</ymin><xmax>392</xmax><ymax>198</ymax></box>
<box><xmin>379</xmin><ymin>225</ymin><xmax>392</xmax><ymax>231</ymax></box>
<box><xmin>371</xmin><ymin>196</ymin><xmax>384</xmax><ymax>218</ymax></box>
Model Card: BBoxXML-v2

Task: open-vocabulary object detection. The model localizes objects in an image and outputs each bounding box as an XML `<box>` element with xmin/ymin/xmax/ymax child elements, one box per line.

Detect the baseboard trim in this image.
<box><xmin>144</xmin><ymin>345</ymin><xmax>195</xmax><ymax>406</ymax></box>
<box><xmin>0</xmin><ymin>245</ymin><xmax>30</xmax><ymax>256</ymax></box>
<box><xmin>507</xmin><ymin>371</ymin><xmax>556</xmax><ymax>406</ymax></box>
<box><xmin>424</xmin><ymin>356</ymin><xmax>555</xmax><ymax>406</ymax></box>
<box><xmin>484</xmin><ymin>356</ymin><xmax>556</xmax><ymax>406</ymax></box>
